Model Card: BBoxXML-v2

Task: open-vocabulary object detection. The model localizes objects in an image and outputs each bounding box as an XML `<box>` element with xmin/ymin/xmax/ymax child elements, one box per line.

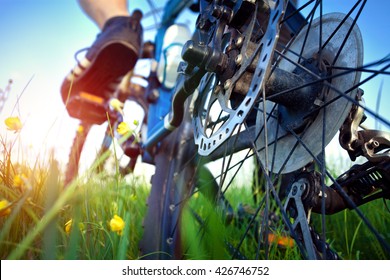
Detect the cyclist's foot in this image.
<box><xmin>61</xmin><ymin>11</ymin><xmax>143</xmax><ymax>122</ymax></box>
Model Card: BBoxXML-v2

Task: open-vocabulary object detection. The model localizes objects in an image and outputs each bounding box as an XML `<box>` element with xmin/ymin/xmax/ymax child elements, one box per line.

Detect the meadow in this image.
<box><xmin>0</xmin><ymin>118</ymin><xmax>389</xmax><ymax>260</ymax></box>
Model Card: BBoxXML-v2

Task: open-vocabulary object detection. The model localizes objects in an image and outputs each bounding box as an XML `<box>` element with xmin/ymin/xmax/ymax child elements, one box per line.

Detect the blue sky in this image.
<box><xmin>0</xmin><ymin>0</ymin><xmax>389</xmax><ymax>169</ymax></box>
<box><xmin>0</xmin><ymin>0</ymin><xmax>188</xmax><ymax>168</ymax></box>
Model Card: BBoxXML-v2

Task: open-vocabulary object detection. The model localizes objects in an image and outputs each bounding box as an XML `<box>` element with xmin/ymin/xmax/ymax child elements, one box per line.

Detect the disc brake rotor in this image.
<box><xmin>193</xmin><ymin>0</ymin><xmax>283</xmax><ymax>156</ymax></box>
<box><xmin>255</xmin><ymin>13</ymin><xmax>363</xmax><ymax>174</ymax></box>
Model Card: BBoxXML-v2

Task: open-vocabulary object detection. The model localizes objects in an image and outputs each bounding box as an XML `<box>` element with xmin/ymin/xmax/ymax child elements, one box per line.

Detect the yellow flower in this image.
<box><xmin>117</xmin><ymin>122</ymin><xmax>131</xmax><ymax>136</ymax></box>
<box><xmin>13</xmin><ymin>174</ymin><xmax>27</xmax><ymax>188</ymax></box>
<box><xmin>76</xmin><ymin>124</ymin><xmax>84</xmax><ymax>134</ymax></box>
<box><xmin>110</xmin><ymin>214</ymin><xmax>125</xmax><ymax>236</ymax></box>
<box><xmin>64</xmin><ymin>219</ymin><xmax>72</xmax><ymax>234</ymax></box>
<box><xmin>65</xmin><ymin>219</ymin><xmax>85</xmax><ymax>235</ymax></box>
<box><xmin>109</xmin><ymin>98</ymin><xmax>124</xmax><ymax>115</ymax></box>
<box><xmin>0</xmin><ymin>199</ymin><xmax>12</xmax><ymax>217</ymax></box>
<box><xmin>5</xmin><ymin>116</ymin><xmax>22</xmax><ymax>132</ymax></box>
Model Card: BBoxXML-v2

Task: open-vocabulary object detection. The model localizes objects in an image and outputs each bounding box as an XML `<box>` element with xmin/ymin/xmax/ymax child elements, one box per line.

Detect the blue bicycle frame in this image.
<box><xmin>143</xmin><ymin>0</ymin><xmax>196</xmax><ymax>157</ymax></box>
<box><xmin>142</xmin><ymin>0</ymin><xmax>306</xmax><ymax>159</ymax></box>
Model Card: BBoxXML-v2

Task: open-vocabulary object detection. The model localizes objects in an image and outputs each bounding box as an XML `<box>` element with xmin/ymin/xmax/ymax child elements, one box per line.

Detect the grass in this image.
<box><xmin>0</xmin><ymin>128</ymin><xmax>389</xmax><ymax>260</ymax></box>
<box><xmin>0</xmin><ymin>139</ymin><xmax>150</xmax><ymax>259</ymax></box>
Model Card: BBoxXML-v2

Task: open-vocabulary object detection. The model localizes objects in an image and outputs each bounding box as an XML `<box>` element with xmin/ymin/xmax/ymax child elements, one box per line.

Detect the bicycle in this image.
<box><xmin>65</xmin><ymin>0</ymin><xmax>390</xmax><ymax>260</ymax></box>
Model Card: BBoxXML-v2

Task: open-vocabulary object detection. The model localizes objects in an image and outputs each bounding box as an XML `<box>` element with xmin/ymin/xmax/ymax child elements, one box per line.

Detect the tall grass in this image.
<box><xmin>1</xmin><ymin>133</ymin><xmax>389</xmax><ymax>259</ymax></box>
<box><xmin>0</xmin><ymin>144</ymin><xmax>150</xmax><ymax>259</ymax></box>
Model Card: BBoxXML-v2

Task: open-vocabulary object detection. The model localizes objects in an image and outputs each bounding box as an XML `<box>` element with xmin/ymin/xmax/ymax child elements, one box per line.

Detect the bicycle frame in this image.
<box><xmin>142</xmin><ymin>0</ymin><xmax>305</xmax><ymax>158</ymax></box>
<box><xmin>141</xmin><ymin>0</ymin><xmax>195</xmax><ymax>161</ymax></box>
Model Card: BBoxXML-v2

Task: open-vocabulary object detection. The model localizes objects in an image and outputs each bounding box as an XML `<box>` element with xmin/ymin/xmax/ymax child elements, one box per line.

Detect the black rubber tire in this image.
<box><xmin>140</xmin><ymin>113</ymin><xmax>196</xmax><ymax>259</ymax></box>
<box><xmin>64</xmin><ymin>122</ymin><xmax>92</xmax><ymax>187</ymax></box>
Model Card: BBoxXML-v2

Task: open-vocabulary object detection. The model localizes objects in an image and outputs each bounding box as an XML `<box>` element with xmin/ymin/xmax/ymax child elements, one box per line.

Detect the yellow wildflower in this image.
<box><xmin>64</xmin><ymin>219</ymin><xmax>72</xmax><ymax>234</ymax></box>
<box><xmin>65</xmin><ymin>219</ymin><xmax>85</xmax><ymax>235</ymax></box>
<box><xmin>110</xmin><ymin>214</ymin><xmax>125</xmax><ymax>236</ymax></box>
<box><xmin>0</xmin><ymin>199</ymin><xmax>12</xmax><ymax>217</ymax></box>
<box><xmin>109</xmin><ymin>98</ymin><xmax>124</xmax><ymax>115</ymax></box>
<box><xmin>13</xmin><ymin>173</ymin><xmax>27</xmax><ymax>188</ymax></box>
<box><xmin>76</xmin><ymin>124</ymin><xmax>84</xmax><ymax>134</ymax></box>
<box><xmin>117</xmin><ymin>122</ymin><xmax>131</xmax><ymax>136</ymax></box>
<box><xmin>5</xmin><ymin>116</ymin><xmax>22</xmax><ymax>132</ymax></box>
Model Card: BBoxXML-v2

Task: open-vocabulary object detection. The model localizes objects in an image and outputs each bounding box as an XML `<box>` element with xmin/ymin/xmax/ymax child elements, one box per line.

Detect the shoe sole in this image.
<box><xmin>65</xmin><ymin>42</ymin><xmax>137</xmax><ymax>99</ymax></box>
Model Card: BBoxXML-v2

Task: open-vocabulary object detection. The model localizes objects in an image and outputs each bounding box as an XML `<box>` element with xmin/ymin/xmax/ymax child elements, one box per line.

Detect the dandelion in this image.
<box><xmin>0</xmin><ymin>199</ymin><xmax>12</xmax><ymax>217</ymax></box>
<box><xmin>110</xmin><ymin>214</ymin><xmax>125</xmax><ymax>236</ymax></box>
<box><xmin>117</xmin><ymin>122</ymin><xmax>131</xmax><ymax>136</ymax></box>
<box><xmin>5</xmin><ymin>116</ymin><xmax>22</xmax><ymax>132</ymax></box>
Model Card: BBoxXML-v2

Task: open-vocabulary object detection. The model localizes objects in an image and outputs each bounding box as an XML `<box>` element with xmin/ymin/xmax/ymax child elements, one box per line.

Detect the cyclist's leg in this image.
<box><xmin>77</xmin><ymin>0</ymin><xmax>130</xmax><ymax>29</ymax></box>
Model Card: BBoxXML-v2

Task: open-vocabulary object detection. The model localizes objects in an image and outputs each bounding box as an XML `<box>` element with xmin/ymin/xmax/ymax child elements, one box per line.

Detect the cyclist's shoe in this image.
<box><xmin>61</xmin><ymin>11</ymin><xmax>143</xmax><ymax>124</ymax></box>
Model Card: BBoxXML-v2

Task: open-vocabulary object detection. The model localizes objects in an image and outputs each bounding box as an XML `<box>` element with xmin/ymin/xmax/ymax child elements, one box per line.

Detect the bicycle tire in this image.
<box><xmin>141</xmin><ymin>0</ymin><xmax>390</xmax><ymax>260</ymax></box>
<box><xmin>64</xmin><ymin>122</ymin><xmax>92</xmax><ymax>186</ymax></box>
<box><xmin>140</xmin><ymin>107</ymin><xmax>196</xmax><ymax>259</ymax></box>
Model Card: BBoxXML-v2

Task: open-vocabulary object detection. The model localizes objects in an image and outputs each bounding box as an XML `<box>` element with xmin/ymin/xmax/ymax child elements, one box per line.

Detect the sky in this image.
<box><xmin>0</xmin><ymin>0</ymin><xmax>389</xmax><ymax>173</ymax></box>
<box><xmin>0</xmin><ymin>0</ymin><xmax>195</xmax><ymax>173</ymax></box>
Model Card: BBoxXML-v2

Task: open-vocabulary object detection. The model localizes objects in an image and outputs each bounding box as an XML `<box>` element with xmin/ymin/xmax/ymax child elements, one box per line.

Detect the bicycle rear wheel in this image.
<box><xmin>141</xmin><ymin>0</ymin><xmax>390</xmax><ymax>259</ymax></box>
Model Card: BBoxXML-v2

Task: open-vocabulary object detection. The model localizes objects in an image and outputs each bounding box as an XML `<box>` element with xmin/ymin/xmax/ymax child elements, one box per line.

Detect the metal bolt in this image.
<box><xmin>235</xmin><ymin>36</ymin><xmax>244</xmax><ymax>48</ymax></box>
<box><xmin>166</xmin><ymin>237</ymin><xmax>173</xmax><ymax>245</ymax></box>
<box><xmin>213</xmin><ymin>85</ymin><xmax>222</xmax><ymax>95</ymax></box>
<box><xmin>292</xmin><ymin>185</ymin><xmax>298</xmax><ymax>196</ymax></box>
<box><xmin>224</xmin><ymin>79</ymin><xmax>232</xmax><ymax>91</ymax></box>
<box><xmin>169</xmin><ymin>204</ymin><xmax>175</xmax><ymax>211</ymax></box>
<box><xmin>212</xmin><ymin>5</ymin><xmax>222</xmax><ymax>18</ymax></box>
<box><xmin>367</xmin><ymin>140</ymin><xmax>380</xmax><ymax>150</ymax></box>
<box><xmin>235</xmin><ymin>54</ymin><xmax>243</xmax><ymax>65</ymax></box>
